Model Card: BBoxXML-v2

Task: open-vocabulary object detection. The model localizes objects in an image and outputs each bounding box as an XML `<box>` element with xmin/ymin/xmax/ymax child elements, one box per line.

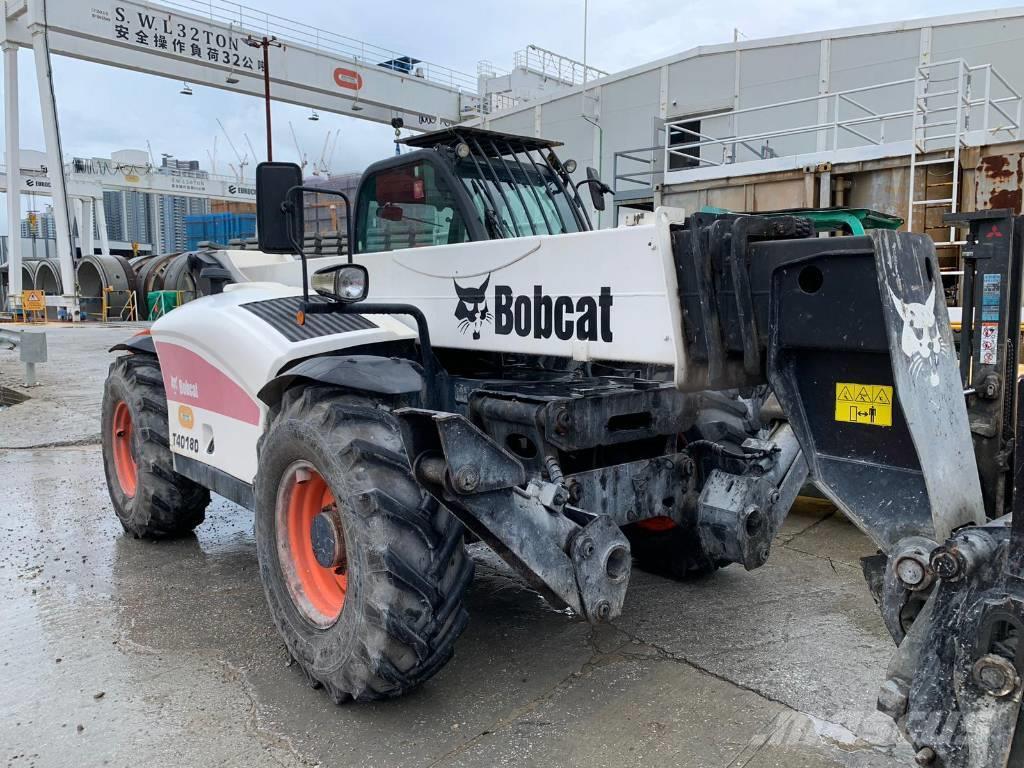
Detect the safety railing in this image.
<box><xmin>513</xmin><ymin>44</ymin><xmax>607</xmax><ymax>86</ymax></box>
<box><xmin>612</xmin><ymin>127</ymin><xmax>666</xmax><ymax>193</ymax></box>
<box><xmin>154</xmin><ymin>0</ymin><xmax>478</xmax><ymax>92</ymax></box>
<box><xmin>659</xmin><ymin>59</ymin><xmax>1021</xmax><ymax>180</ymax></box>
<box><xmin>0</xmin><ymin>160</ymin><xmax>257</xmax><ymax>187</ymax></box>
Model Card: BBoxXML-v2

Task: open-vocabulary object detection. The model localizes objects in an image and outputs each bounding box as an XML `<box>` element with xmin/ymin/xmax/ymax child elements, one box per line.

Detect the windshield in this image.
<box><xmin>453</xmin><ymin>158</ymin><xmax>584</xmax><ymax>238</ymax></box>
<box><xmin>355</xmin><ymin>161</ymin><xmax>474</xmax><ymax>254</ymax></box>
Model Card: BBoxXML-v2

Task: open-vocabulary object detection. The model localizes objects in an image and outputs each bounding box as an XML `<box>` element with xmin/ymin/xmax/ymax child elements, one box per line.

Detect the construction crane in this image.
<box><xmin>288</xmin><ymin>122</ymin><xmax>308</xmax><ymax>173</ymax></box>
<box><xmin>217</xmin><ymin>119</ymin><xmax>249</xmax><ymax>183</ymax></box>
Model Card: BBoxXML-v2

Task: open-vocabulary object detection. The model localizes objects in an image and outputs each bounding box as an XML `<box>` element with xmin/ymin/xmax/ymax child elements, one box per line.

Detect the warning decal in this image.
<box><xmin>835</xmin><ymin>382</ymin><xmax>893</xmax><ymax>427</ymax></box>
<box><xmin>980</xmin><ymin>322</ymin><xmax>999</xmax><ymax>365</ymax></box>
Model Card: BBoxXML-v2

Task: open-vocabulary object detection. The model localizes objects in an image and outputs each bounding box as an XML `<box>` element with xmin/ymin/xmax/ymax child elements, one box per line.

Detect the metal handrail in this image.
<box><xmin>512</xmin><ymin>44</ymin><xmax>607</xmax><ymax>86</ymax></box>
<box><xmin>153</xmin><ymin>0</ymin><xmax>477</xmax><ymax>91</ymax></box>
<box><xmin>662</xmin><ymin>59</ymin><xmax>1022</xmax><ymax>174</ymax></box>
<box><xmin>612</xmin><ymin>144</ymin><xmax>662</xmax><ymax>192</ymax></box>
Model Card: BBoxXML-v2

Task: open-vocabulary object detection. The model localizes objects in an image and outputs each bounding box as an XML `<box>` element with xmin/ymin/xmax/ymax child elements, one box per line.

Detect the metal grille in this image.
<box><xmin>242</xmin><ymin>296</ymin><xmax>376</xmax><ymax>342</ymax></box>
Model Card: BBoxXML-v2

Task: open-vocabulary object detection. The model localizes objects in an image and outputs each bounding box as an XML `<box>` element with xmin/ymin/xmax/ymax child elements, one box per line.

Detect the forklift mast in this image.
<box><xmin>949</xmin><ymin>209</ymin><xmax>1024</xmax><ymax>519</ymax></box>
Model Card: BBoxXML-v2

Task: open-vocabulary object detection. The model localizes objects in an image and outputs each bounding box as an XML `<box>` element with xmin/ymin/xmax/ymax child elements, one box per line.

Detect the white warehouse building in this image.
<box><xmin>479</xmin><ymin>7</ymin><xmax>1024</xmax><ymax>294</ymax></box>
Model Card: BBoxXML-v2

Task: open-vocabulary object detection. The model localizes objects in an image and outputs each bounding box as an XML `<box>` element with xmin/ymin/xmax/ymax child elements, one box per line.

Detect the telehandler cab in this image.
<box><xmin>102</xmin><ymin>126</ymin><xmax>1024</xmax><ymax>765</ymax></box>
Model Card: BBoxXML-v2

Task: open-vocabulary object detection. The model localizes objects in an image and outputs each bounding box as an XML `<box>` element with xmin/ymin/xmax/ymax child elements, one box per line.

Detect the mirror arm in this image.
<box><xmin>278</xmin><ymin>183</ymin><xmax>440</xmax><ymax>405</ymax></box>
<box><xmin>573</xmin><ymin>177</ymin><xmax>612</xmax><ymax>196</ymax></box>
<box><xmin>283</xmin><ymin>185</ymin><xmax>356</xmax><ymax>306</ymax></box>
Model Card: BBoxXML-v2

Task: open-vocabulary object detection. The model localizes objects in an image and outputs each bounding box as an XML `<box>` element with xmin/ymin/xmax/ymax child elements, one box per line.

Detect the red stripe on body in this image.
<box><xmin>155</xmin><ymin>342</ymin><xmax>260</xmax><ymax>426</ymax></box>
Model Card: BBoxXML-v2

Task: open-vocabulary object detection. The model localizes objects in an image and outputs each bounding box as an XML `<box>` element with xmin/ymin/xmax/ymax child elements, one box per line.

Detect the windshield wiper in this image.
<box><xmin>484</xmin><ymin>208</ymin><xmax>515</xmax><ymax>238</ymax></box>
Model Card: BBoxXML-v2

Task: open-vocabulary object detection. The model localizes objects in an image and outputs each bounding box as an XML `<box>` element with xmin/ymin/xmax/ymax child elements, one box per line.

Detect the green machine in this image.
<box><xmin>700</xmin><ymin>206</ymin><xmax>903</xmax><ymax>235</ymax></box>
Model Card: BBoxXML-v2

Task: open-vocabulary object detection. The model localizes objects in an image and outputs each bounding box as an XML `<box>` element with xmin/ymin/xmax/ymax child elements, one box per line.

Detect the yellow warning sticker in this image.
<box><xmin>835</xmin><ymin>382</ymin><xmax>893</xmax><ymax>427</ymax></box>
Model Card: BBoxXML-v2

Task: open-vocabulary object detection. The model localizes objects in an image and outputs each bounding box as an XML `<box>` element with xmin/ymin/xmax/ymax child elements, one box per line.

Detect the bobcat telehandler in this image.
<box><xmin>102</xmin><ymin>126</ymin><xmax>1024</xmax><ymax>766</ymax></box>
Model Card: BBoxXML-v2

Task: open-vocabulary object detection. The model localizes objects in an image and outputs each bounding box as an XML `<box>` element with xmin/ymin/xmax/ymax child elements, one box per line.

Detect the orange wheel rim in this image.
<box><xmin>112</xmin><ymin>401</ymin><xmax>138</xmax><ymax>497</ymax></box>
<box><xmin>276</xmin><ymin>463</ymin><xmax>348</xmax><ymax>628</ymax></box>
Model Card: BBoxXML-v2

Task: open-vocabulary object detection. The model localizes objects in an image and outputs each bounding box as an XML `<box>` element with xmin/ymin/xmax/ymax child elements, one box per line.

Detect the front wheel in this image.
<box><xmin>254</xmin><ymin>386</ymin><xmax>473</xmax><ymax>702</ymax></box>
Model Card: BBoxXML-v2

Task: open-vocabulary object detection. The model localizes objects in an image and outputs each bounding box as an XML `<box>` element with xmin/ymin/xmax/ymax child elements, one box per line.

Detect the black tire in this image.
<box><xmin>101</xmin><ymin>353</ymin><xmax>210</xmax><ymax>538</ymax></box>
<box><xmin>254</xmin><ymin>386</ymin><xmax>473</xmax><ymax>702</ymax></box>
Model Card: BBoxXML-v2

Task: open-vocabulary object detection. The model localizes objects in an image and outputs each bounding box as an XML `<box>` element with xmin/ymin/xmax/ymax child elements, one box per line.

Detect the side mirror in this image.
<box><xmin>379</xmin><ymin>204</ymin><xmax>404</xmax><ymax>222</ymax></box>
<box><xmin>256</xmin><ymin>162</ymin><xmax>304</xmax><ymax>253</ymax></box>
<box><xmin>586</xmin><ymin>167</ymin><xmax>608</xmax><ymax>212</ymax></box>
<box><xmin>311</xmin><ymin>263</ymin><xmax>369</xmax><ymax>303</ymax></box>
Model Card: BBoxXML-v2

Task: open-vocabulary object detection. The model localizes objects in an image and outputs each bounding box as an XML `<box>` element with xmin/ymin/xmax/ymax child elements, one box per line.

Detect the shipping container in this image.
<box><xmin>184</xmin><ymin>212</ymin><xmax>256</xmax><ymax>250</ymax></box>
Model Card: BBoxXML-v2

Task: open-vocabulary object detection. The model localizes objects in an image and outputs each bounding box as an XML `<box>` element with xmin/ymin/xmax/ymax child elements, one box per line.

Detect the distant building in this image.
<box><xmin>102</xmin><ymin>188</ymin><xmax>153</xmax><ymax>246</ymax></box>
<box><xmin>158</xmin><ymin>192</ymin><xmax>209</xmax><ymax>252</ymax></box>
<box><xmin>102</xmin><ymin>190</ymin><xmax>125</xmax><ymax>242</ymax></box>
<box><xmin>155</xmin><ymin>156</ymin><xmax>210</xmax><ymax>252</ymax></box>
<box><xmin>21</xmin><ymin>205</ymin><xmax>56</xmax><ymax>240</ymax></box>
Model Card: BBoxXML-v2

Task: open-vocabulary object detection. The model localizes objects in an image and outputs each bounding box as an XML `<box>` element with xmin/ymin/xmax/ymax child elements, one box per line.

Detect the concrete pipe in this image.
<box><xmin>136</xmin><ymin>252</ymin><xmax>178</xmax><ymax>296</ymax></box>
<box><xmin>20</xmin><ymin>260</ymin><xmax>39</xmax><ymax>292</ymax></box>
<box><xmin>76</xmin><ymin>254</ymin><xmax>139</xmax><ymax>319</ymax></box>
<box><xmin>34</xmin><ymin>259</ymin><xmax>63</xmax><ymax>295</ymax></box>
<box><xmin>161</xmin><ymin>251</ymin><xmax>200</xmax><ymax>302</ymax></box>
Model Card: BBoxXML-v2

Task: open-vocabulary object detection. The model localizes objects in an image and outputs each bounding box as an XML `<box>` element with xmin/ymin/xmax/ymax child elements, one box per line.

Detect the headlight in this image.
<box><xmin>311</xmin><ymin>263</ymin><xmax>369</xmax><ymax>303</ymax></box>
<box><xmin>334</xmin><ymin>266</ymin><xmax>368</xmax><ymax>302</ymax></box>
<box><xmin>562</xmin><ymin>158</ymin><xmax>578</xmax><ymax>174</ymax></box>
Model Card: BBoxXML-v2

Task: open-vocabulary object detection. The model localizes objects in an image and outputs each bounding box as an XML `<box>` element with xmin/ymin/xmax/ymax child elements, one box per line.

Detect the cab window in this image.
<box><xmin>356</xmin><ymin>160</ymin><xmax>471</xmax><ymax>253</ymax></box>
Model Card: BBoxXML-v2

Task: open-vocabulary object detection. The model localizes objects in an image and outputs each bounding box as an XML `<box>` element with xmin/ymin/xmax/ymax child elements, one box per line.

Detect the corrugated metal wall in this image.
<box><xmin>481</xmin><ymin>10</ymin><xmax>1024</xmax><ymax>226</ymax></box>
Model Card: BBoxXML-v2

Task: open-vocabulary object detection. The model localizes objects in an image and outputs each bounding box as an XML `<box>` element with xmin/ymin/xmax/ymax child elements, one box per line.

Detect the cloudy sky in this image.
<box><xmin>0</xmin><ymin>0</ymin><xmax>1011</xmax><ymax>215</ymax></box>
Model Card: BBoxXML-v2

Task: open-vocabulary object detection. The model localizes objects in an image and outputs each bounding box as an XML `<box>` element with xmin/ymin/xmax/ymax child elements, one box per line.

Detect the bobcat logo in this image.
<box><xmin>889</xmin><ymin>282</ymin><xmax>945</xmax><ymax>386</ymax></box>
<box><xmin>454</xmin><ymin>275</ymin><xmax>491</xmax><ymax>340</ymax></box>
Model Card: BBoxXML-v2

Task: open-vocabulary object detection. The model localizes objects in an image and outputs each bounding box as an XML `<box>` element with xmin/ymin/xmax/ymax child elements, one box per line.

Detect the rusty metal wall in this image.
<box><xmin>976</xmin><ymin>151</ymin><xmax>1024</xmax><ymax>214</ymax></box>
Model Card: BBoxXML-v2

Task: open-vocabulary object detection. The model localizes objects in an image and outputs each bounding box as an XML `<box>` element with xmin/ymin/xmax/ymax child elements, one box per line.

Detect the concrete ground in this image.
<box><xmin>1</xmin><ymin>323</ymin><xmax>915</xmax><ymax>768</ymax></box>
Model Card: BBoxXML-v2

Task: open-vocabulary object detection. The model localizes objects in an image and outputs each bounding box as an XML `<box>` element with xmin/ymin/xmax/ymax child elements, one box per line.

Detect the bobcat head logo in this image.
<box><xmin>889</xmin><ymin>282</ymin><xmax>946</xmax><ymax>386</ymax></box>
<box><xmin>454</xmin><ymin>275</ymin><xmax>491</xmax><ymax>340</ymax></box>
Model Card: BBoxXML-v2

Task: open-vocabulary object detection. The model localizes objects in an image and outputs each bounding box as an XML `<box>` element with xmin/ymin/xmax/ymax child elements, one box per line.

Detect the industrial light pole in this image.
<box><xmin>245</xmin><ymin>35</ymin><xmax>282</xmax><ymax>162</ymax></box>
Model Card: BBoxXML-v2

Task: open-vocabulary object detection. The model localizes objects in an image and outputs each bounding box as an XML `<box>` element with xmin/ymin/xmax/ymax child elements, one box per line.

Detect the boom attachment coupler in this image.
<box><xmin>672</xmin><ymin>213</ymin><xmax>985</xmax><ymax>551</ymax></box>
<box><xmin>673</xmin><ymin>211</ymin><xmax>1023</xmax><ymax>765</ymax></box>
<box><xmin>398</xmin><ymin>409</ymin><xmax>631</xmax><ymax>623</ymax></box>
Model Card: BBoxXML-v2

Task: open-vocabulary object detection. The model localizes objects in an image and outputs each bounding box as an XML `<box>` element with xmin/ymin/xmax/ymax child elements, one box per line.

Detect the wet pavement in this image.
<box><xmin>1</xmin><ymin>323</ymin><xmax>915</xmax><ymax>767</ymax></box>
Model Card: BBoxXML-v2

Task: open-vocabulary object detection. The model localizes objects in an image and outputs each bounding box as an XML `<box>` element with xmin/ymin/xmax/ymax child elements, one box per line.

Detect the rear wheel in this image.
<box><xmin>101</xmin><ymin>354</ymin><xmax>209</xmax><ymax>538</ymax></box>
<box><xmin>255</xmin><ymin>386</ymin><xmax>473</xmax><ymax>702</ymax></box>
